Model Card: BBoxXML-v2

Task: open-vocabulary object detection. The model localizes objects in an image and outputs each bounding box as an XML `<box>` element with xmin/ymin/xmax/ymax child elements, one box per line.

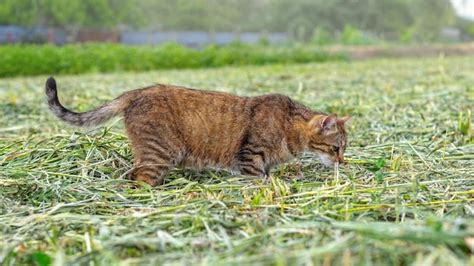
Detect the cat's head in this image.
<box><xmin>306</xmin><ymin>114</ymin><xmax>352</xmax><ymax>167</ymax></box>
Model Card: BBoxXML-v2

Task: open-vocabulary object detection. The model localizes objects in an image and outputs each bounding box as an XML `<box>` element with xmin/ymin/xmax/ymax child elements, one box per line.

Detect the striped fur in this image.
<box><xmin>45</xmin><ymin>77</ymin><xmax>351</xmax><ymax>186</ymax></box>
<box><xmin>45</xmin><ymin>77</ymin><xmax>132</xmax><ymax>127</ymax></box>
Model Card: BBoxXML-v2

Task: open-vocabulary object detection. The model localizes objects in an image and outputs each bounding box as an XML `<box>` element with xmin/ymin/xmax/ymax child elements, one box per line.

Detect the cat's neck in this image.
<box><xmin>286</xmin><ymin>118</ymin><xmax>310</xmax><ymax>156</ymax></box>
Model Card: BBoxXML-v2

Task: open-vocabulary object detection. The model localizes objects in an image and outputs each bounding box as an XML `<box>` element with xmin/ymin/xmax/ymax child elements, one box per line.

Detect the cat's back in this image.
<box><xmin>125</xmin><ymin>84</ymin><xmax>246</xmax><ymax>117</ymax></box>
<box><xmin>127</xmin><ymin>84</ymin><xmax>312</xmax><ymax>124</ymax></box>
<box><xmin>149</xmin><ymin>83</ymin><xmax>242</xmax><ymax>101</ymax></box>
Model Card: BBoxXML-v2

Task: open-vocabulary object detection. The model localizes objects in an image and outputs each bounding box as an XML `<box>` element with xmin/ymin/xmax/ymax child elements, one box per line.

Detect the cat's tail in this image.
<box><xmin>45</xmin><ymin>77</ymin><xmax>130</xmax><ymax>127</ymax></box>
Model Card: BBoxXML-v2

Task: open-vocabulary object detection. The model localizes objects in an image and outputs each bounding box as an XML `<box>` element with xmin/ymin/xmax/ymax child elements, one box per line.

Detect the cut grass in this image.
<box><xmin>0</xmin><ymin>56</ymin><xmax>473</xmax><ymax>265</ymax></box>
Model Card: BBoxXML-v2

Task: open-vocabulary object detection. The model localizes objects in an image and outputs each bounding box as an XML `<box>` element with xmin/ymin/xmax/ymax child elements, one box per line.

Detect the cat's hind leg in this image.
<box><xmin>129</xmin><ymin>144</ymin><xmax>178</xmax><ymax>186</ymax></box>
<box><xmin>129</xmin><ymin>160</ymin><xmax>172</xmax><ymax>186</ymax></box>
<box><xmin>126</xmin><ymin>125</ymin><xmax>183</xmax><ymax>186</ymax></box>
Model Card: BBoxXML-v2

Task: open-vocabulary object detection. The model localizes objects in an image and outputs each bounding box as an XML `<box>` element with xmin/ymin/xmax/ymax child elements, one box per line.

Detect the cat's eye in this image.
<box><xmin>332</xmin><ymin>146</ymin><xmax>339</xmax><ymax>153</ymax></box>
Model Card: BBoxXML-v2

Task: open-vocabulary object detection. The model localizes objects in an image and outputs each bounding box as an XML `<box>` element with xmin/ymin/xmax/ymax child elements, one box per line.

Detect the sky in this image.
<box><xmin>451</xmin><ymin>0</ymin><xmax>474</xmax><ymax>19</ymax></box>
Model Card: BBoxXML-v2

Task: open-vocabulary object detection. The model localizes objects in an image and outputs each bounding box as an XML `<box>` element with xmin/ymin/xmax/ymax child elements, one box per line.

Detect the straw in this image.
<box><xmin>1</xmin><ymin>56</ymin><xmax>473</xmax><ymax>265</ymax></box>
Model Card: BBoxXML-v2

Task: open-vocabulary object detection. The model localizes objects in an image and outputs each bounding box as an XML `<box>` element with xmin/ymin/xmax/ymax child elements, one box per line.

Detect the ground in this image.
<box><xmin>0</xmin><ymin>56</ymin><xmax>473</xmax><ymax>265</ymax></box>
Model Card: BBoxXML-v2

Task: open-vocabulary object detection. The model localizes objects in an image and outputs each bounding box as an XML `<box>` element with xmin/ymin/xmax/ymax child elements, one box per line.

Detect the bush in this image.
<box><xmin>340</xmin><ymin>24</ymin><xmax>381</xmax><ymax>45</ymax></box>
<box><xmin>400</xmin><ymin>27</ymin><xmax>416</xmax><ymax>44</ymax></box>
<box><xmin>0</xmin><ymin>43</ymin><xmax>346</xmax><ymax>77</ymax></box>
<box><xmin>311</xmin><ymin>28</ymin><xmax>334</xmax><ymax>46</ymax></box>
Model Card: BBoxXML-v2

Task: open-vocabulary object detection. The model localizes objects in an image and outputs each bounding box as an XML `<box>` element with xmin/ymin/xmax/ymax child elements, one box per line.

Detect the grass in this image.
<box><xmin>0</xmin><ymin>56</ymin><xmax>473</xmax><ymax>265</ymax></box>
<box><xmin>0</xmin><ymin>43</ymin><xmax>344</xmax><ymax>78</ymax></box>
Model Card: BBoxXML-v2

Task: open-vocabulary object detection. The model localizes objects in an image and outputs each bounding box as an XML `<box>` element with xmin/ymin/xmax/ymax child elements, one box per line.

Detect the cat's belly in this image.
<box><xmin>179</xmin><ymin>154</ymin><xmax>236</xmax><ymax>171</ymax></box>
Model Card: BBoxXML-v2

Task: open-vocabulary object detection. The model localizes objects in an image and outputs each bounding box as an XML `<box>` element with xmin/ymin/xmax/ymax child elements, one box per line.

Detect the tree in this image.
<box><xmin>0</xmin><ymin>0</ymin><xmax>463</xmax><ymax>42</ymax></box>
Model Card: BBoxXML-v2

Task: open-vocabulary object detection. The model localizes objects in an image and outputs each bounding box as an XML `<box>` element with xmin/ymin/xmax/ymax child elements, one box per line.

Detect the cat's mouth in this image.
<box><xmin>315</xmin><ymin>152</ymin><xmax>337</xmax><ymax>167</ymax></box>
<box><xmin>308</xmin><ymin>146</ymin><xmax>336</xmax><ymax>167</ymax></box>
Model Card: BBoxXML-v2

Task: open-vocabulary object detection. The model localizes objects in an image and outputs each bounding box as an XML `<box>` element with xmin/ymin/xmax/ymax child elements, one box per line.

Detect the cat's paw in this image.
<box><xmin>128</xmin><ymin>169</ymin><xmax>164</xmax><ymax>187</ymax></box>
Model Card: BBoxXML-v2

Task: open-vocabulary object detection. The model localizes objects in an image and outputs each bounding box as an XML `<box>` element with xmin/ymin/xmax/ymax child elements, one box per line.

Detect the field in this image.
<box><xmin>0</xmin><ymin>56</ymin><xmax>473</xmax><ymax>265</ymax></box>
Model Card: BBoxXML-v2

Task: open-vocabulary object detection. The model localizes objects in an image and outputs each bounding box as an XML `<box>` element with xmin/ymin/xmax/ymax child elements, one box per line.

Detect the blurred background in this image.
<box><xmin>0</xmin><ymin>0</ymin><xmax>473</xmax><ymax>77</ymax></box>
<box><xmin>1</xmin><ymin>0</ymin><xmax>473</xmax><ymax>45</ymax></box>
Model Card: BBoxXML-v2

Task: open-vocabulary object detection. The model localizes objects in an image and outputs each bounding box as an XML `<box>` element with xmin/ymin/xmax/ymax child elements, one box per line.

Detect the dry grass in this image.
<box><xmin>0</xmin><ymin>56</ymin><xmax>473</xmax><ymax>265</ymax></box>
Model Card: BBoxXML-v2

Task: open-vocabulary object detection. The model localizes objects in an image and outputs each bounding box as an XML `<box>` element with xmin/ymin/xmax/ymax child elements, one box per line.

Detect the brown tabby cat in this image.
<box><xmin>45</xmin><ymin>77</ymin><xmax>351</xmax><ymax>186</ymax></box>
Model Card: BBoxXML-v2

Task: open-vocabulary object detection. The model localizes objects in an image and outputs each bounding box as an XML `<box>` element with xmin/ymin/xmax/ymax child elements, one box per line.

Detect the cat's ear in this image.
<box><xmin>314</xmin><ymin>115</ymin><xmax>337</xmax><ymax>133</ymax></box>
<box><xmin>321</xmin><ymin>114</ymin><xmax>337</xmax><ymax>130</ymax></box>
<box><xmin>309</xmin><ymin>114</ymin><xmax>337</xmax><ymax>133</ymax></box>
<box><xmin>339</xmin><ymin>116</ymin><xmax>353</xmax><ymax>126</ymax></box>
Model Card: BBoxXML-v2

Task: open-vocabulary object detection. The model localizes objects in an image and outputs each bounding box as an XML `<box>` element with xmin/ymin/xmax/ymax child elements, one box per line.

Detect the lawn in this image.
<box><xmin>0</xmin><ymin>56</ymin><xmax>473</xmax><ymax>265</ymax></box>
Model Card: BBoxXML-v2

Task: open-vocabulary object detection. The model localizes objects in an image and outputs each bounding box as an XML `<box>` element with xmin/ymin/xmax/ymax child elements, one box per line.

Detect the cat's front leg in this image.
<box><xmin>236</xmin><ymin>156</ymin><xmax>266</xmax><ymax>177</ymax></box>
<box><xmin>128</xmin><ymin>164</ymin><xmax>169</xmax><ymax>186</ymax></box>
<box><xmin>238</xmin><ymin>164</ymin><xmax>266</xmax><ymax>177</ymax></box>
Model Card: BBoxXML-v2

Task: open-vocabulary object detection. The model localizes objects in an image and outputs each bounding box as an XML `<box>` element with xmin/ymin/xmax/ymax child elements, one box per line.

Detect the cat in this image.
<box><xmin>45</xmin><ymin>77</ymin><xmax>351</xmax><ymax>186</ymax></box>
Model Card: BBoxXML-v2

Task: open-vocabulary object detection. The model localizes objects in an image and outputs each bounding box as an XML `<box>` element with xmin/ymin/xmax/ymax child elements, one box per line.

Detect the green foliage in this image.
<box><xmin>0</xmin><ymin>0</ymin><xmax>461</xmax><ymax>42</ymax></box>
<box><xmin>0</xmin><ymin>0</ymin><xmax>146</xmax><ymax>29</ymax></box>
<box><xmin>340</xmin><ymin>24</ymin><xmax>380</xmax><ymax>45</ymax></box>
<box><xmin>311</xmin><ymin>28</ymin><xmax>334</xmax><ymax>46</ymax></box>
<box><xmin>32</xmin><ymin>252</ymin><xmax>52</xmax><ymax>266</ymax></box>
<box><xmin>367</xmin><ymin>158</ymin><xmax>386</xmax><ymax>172</ymax></box>
<box><xmin>0</xmin><ymin>0</ymin><xmax>38</xmax><ymax>26</ymax></box>
<box><xmin>0</xmin><ymin>43</ymin><xmax>345</xmax><ymax>77</ymax></box>
<box><xmin>408</xmin><ymin>0</ymin><xmax>456</xmax><ymax>42</ymax></box>
<box><xmin>458</xmin><ymin>110</ymin><xmax>472</xmax><ymax>142</ymax></box>
<box><xmin>400</xmin><ymin>27</ymin><xmax>416</xmax><ymax>44</ymax></box>
<box><xmin>454</xmin><ymin>17</ymin><xmax>474</xmax><ymax>40</ymax></box>
<box><xmin>469</xmin><ymin>25</ymin><xmax>474</xmax><ymax>37</ymax></box>
<box><xmin>367</xmin><ymin>158</ymin><xmax>387</xmax><ymax>184</ymax></box>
